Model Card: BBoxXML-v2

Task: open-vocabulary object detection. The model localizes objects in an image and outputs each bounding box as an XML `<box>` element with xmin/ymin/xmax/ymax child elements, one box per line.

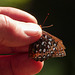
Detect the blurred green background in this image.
<box><xmin>0</xmin><ymin>0</ymin><xmax>75</xmax><ymax>75</ymax></box>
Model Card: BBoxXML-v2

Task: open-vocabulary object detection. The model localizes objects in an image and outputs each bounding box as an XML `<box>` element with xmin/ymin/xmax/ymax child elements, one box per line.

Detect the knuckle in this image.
<box><xmin>0</xmin><ymin>14</ymin><xmax>8</xmax><ymax>27</ymax></box>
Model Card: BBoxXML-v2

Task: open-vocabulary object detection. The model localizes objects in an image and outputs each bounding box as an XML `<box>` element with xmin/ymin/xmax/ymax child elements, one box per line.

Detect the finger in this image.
<box><xmin>0</xmin><ymin>45</ymin><xmax>29</xmax><ymax>54</ymax></box>
<box><xmin>0</xmin><ymin>14</ymin><xmax>42</xmax><ymax>47</ymax></box>
<box><xmin>0</xmin><ymin>54</ymin><xmax>44</xmax><ymax>75</ymax></box>
<box><xmin>0</xmin><ymin>7</ymin><xmax>37</xmax><ymax>23</ymax></box>
<box><xmin>11</xmin><ymin>54</ymin><xmax>44</xmax><ymax>75</ymax></box>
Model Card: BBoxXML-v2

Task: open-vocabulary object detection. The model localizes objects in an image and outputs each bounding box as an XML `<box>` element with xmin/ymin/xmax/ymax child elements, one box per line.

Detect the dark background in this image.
<box><xmin>29</xmin><ymin>1</ymin><xmax>75</xmax><ymax>75</ymax></box>
<box><xmin>0</xmin><ymin>0</ymin><xmax>75</xmax><ymax>75</ymax></box>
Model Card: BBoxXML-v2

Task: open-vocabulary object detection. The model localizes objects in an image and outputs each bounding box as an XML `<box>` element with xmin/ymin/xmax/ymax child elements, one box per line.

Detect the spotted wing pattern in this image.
<box><xmin>29</xmin><ymin>30</ymin><xmax>66</xmax><ymax>61</ymax></box>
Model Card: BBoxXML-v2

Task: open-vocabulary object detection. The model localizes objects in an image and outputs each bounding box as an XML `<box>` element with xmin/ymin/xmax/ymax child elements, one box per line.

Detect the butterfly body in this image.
<box><xmin>29</xmin><ymin>30</ymin><xmax>66</xmax><ymax>61</ymax></box>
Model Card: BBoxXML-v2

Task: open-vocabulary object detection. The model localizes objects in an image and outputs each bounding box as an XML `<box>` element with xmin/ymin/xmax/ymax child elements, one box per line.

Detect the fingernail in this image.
<box><xmin>24</xmin><ymin>23</ymin><xmax>42</xmax><ymax>36</ymax></box>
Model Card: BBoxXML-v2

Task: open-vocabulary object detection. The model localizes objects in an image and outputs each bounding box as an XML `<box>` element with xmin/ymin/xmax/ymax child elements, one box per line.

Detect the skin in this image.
<box><xmin>0</xmin><ymin>7</ymin><xmax>43</xmax><ymax>75</ymax></box>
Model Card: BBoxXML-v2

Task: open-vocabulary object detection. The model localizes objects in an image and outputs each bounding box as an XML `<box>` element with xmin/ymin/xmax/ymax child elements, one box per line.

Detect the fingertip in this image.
<box><xmin>24</xmin><ymin>23</ymin><xmax>42</xmax><ymax>37</ymax></box>
<box><xmin>21</xmin><ymin>23</ymin><xmax>42</xmax><ymax>45</ymax></box>
<box><xmin>31</xmin><ymin>60</ymin><xmax>44</xmax><ymax>75</ymax></box>
<box><xmin>11</xmin><ymin>53</ymin><xmax>44</xmax><ymax>75</ymax></box>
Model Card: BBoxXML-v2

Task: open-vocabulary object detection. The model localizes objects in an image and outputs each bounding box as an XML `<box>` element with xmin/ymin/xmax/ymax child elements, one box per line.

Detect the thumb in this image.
<box><xmin>0</xmin><ymin>14</ymin><xmax>42</xmax><ymax>47</ymax></box>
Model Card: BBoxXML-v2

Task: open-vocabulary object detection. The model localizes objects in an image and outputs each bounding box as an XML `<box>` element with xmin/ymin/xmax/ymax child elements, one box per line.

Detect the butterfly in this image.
<box><xmin>29</xmin><ymin>13</ymin><xmax>66</xmax><ymax>62</ymax></box>
<box><xmin>29</xmin><ymin>30</ymin><xmax>66</xmax><ymax>62</ymax></box>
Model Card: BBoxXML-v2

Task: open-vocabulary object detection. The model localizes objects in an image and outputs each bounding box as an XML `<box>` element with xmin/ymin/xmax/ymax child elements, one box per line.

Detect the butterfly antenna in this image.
<box><xmin>41</xmin><ymin>13</ymin><xmax>53</xmax><ymax>28</ymax></box>
<box><xmin>42</xmin><ymin>24</ymin><xmax>53</xmax><ymax>28</ymax></box>
<box><xmin>42</xmin><ymin>13</ymin><xmax>49</xmax><ymax>25</ymax></box>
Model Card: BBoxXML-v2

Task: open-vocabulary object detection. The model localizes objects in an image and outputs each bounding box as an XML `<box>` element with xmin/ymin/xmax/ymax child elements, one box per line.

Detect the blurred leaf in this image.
<box><xmin>0</xmin><ymin>0</ymin><xmax>32</xmax><ymax>9</ymax></box>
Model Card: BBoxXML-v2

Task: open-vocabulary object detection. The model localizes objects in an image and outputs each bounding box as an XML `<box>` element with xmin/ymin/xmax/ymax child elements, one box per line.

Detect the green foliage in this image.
<box><xmin>0</xmin><ymin>0</ymin><xmax>32</xmax><ymax>9</ymax></box>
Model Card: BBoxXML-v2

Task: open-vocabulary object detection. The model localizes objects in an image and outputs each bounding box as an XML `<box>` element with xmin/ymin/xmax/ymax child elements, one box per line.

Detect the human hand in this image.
<box><xmin>0</xmin><ymin>7</ymin><xmax>43</xmax><ymax>75</ymax></box>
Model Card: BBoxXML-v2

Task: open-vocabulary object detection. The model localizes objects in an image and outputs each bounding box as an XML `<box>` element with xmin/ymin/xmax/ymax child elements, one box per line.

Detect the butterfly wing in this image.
<box><xmin>29</xmin><ymin>30</ymin><xmax>66</xmax><ymax>61</ymax></box>
<box><xmin>42</xmin><ymin>30</ymin><xmax>66</xmax><ymax>58</ymax></box>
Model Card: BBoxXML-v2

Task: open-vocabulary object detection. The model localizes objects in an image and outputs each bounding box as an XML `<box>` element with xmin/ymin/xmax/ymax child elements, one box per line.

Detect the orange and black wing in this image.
<box><xmin>29</xmin><ymin>30</ymin><xmax>66</xmax><ymax>61</ymax></box>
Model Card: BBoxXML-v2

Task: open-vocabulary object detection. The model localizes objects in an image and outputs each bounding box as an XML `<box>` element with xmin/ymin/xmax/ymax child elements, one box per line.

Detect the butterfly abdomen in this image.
<box><xmin>29</xmin><ymin>30</ymin><xmax>66</xmax><ymax>62</ymax></box>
